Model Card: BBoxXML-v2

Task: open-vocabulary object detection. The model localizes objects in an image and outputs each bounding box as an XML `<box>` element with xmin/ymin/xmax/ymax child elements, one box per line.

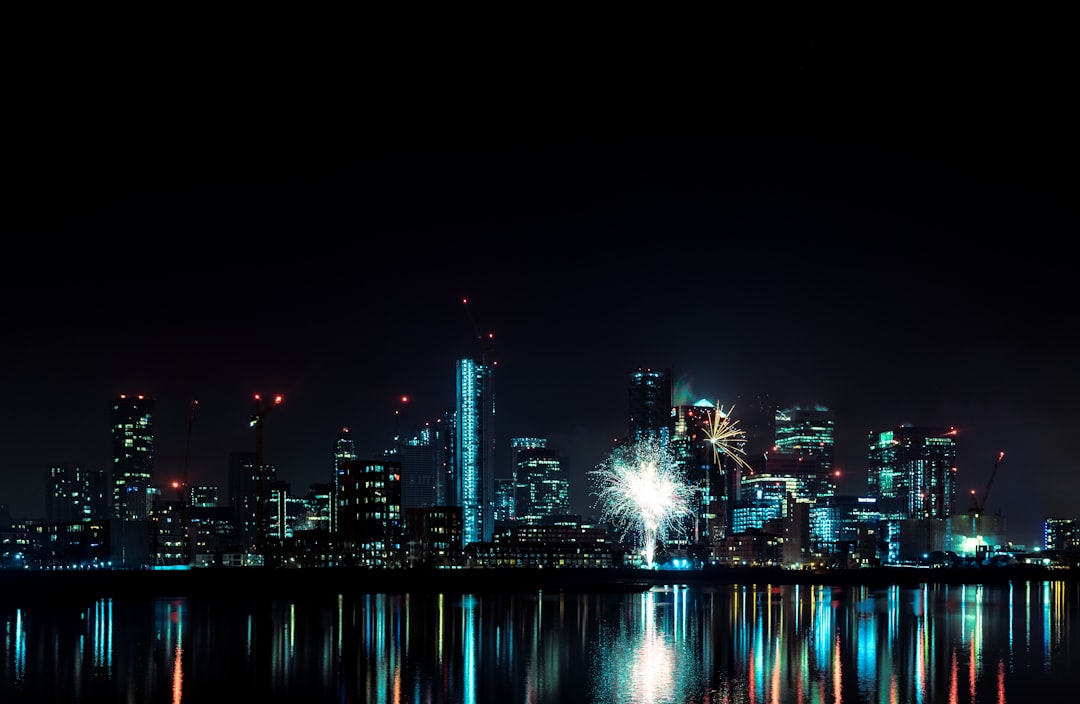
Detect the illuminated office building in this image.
<box><xmin>228</xmin><ymin>450</ymin><xmax>276</xmax><ymax>551</ymax></box>
<box><xmin>514</xmin><ymin>447</ymin><xmax>570</xmax><ymax>524</ymax></box>
<box><xmin>455</xmin><ymin>356</ymin><xmax>496</xmax><ymax>545</ymax></box>
<box><xmin>671</xmin><ymin>400</ymin><xmax>732</xmax><ymax>542</ymax></box>
<box><xmin>337</xmin><ymin>458</ymin><xmax>403</xmax><ymax>565</ymax></box>
<box><xmin>46</xmin><ymin>463</ymin><xmax>92</xmax><ymax>523</ymax></box>
<box><xmin>1044</xmin><ymin>517</ymin><xmax>1079</xmax><ymax>551</ymax></box>
<box><xmin>868</xmin><ymin>425</ymin><xmax>957</xmax><ymax>520</ymax></box>
<box><xmin>628</xmin><ymin>367</ymin><xmax>673</xmax><ymax>445</ymax></box>
<box><xmin>331</xmin><ymin>427</ymin><xmax>357</xmax><ymax>534</ymax></box>
<box><xmin>494</xmin><ymin>478</ymin><xmax>516</xmax><ymax>523</ymax></box>
<box><xmin>400</xmin><ymin>423</ymin><xmax>441</xmax><ymax>510</ymax></box>
<box><xmin>111</xmin><ymin>394</ymin><xmax>155</xmax><ymax>521</ymax></box>
<box><xmin>774</xmin><ymin>406</ymin><xmax>835</xmax><ymax>473</ymax></box>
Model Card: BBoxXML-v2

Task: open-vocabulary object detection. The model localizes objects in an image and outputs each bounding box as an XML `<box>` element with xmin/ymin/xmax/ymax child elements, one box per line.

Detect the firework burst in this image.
<box><xmin>702</xmin><ymin>402</ymin><xmax>754</xmax><ymax>476</ymax></box>
<box><xmin>590</xmin><ymin>437</ymin><xmax>695</xmax><ymax>569</ymax></box>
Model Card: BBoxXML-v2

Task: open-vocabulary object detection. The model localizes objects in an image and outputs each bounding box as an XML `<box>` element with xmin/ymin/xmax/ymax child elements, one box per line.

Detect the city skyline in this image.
<box><xmin>3</xmin><ymin>26</ymin><xmax>1075</xmax><ymax>548</ymax></box>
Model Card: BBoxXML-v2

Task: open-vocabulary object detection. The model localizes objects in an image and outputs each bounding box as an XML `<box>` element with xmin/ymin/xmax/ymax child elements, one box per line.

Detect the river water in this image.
<box><xmin>2</xmin><ymin>579</ymin><xmax>1078</xmax><ymax>703</ymax></box>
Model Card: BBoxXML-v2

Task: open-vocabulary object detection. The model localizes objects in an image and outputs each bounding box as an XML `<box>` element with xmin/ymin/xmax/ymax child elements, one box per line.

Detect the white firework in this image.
<box><xmin>590</xmin><ymin>437</ymin><xmax>695</xmax><ymax>569</ymax></box>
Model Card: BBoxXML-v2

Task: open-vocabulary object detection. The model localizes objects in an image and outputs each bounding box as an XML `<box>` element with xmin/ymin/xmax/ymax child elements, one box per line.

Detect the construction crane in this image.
<box><xmin>462</xmin><ymin>297</ymin><xmax>495</xmax><ymax>365</ymax></box>
<box><xmin>179</xmin><ymin>399</ymin><xmax>197</xmax><ymax>565</ymax></box>
<box><xmin>969</xmin><ymin>451</ymin><xmax>1005</xmax><ymax>516</ymax></box>
<box><xmin>251</xmin><ymin>393</ymin><xmax>284</xmax><ymax>555</ymax></box>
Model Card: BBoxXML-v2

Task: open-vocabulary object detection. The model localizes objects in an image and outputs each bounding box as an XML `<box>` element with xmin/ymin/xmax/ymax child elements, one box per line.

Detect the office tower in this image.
<box><xmin>332</xmin><ymin>427</ymin><xmax>357</xmax><ymax>534</ymax></box>
<box><xmin>400</xmin><ymin>424</ymin><xmax>440</xmax><ymax>510</ymax></box>
<box><xmin>514</xmin><ymin>447</ymin><xmax>570</xmax><ymax>524</ymax></box>
<box><xmin>1044</xmin><ymin>517</ymin><xmax>1079</xmax><ymax>551</ymax></box>
<box><xmin>111</xmin><ymin>394</ymin><xmax>155</xmax><ymax>521</ymax></box>
<box><xmin>46</xmin><ymin>463</ymin><xmax>91</xmax><ymax>523</ymax></box>
<box><xmin>774</xmin><ymin>406</ymin><xmax>835</xmax><ymax>473</ymax></box>
<box><xmin>510</xmin><ymin>437</ymin><xmax>548</xmax><ymax>481</ymax></box>
<box><xmin>336</xmin><ymin>458</ymin><xmax>403</xmax><ymax>565</ymax></box>
<box><xmin>228</xmin><ymin>450</ymin><xmax>276</xmax><ymax>551</ymax></box>
<box><xmin>502</xmin><ymin>437</ymin><xmax>549</xmax><ymax>523</ymax></box>
<box><xmin>628</xmin><ymin>368</ymin><xmax>673</xmax><ymax>445</ymax></box>
<box><xmin>189</xmin><ymin>485</ymin><xmax>219</xmax><ymax>508</ymax></box>
<box><xmin>868</xmin><ymin>425</ymin><xmax>957</xmax><ymax>520</ymax></box>
<box><xmin>85</xmin><ymin>468</ymin><xmax>109</xmax><ymax>520</ymax></box>
<box><xmin>456</xmin><ymin>356</ymin><xmax>496</xmax><ymax>545</ymax></box>
<box><xmin>434</xmin><ymin>409</ymin><xmax>455</xmax><ymax>506</ymax></box>
<box><xmin>494</xmin><ymin>478</ymin><xmax>516</xmax><ymax>522</ymax></box>
<box><xmin>671</xmin><ymin>400</ymin><xmax>730</xmax><ymax>542</ymax></box>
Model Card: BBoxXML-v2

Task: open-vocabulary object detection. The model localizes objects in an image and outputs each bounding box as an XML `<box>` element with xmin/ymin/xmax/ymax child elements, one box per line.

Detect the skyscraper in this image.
<box><xmin>456</xmin><ymin>356</ymin><xmax>496</xmax><ymax>545</ymax></box>
<box><xmin>111</xmin><ymin>394</ymin><xmax>154</xmax><ymax>521</ymax></box>
<box><xmin>774</xmin><ymin>406</ymin><xmax>835</xmax><ymax>473</ymax></box>
<box><xmin>399</xmin><ymin>423</ymin><xmax>442</xmax><ymax>510</ymax></box>
<box><xmin>868</xmin><ymin>425</ymin><xmax>958</xmax><ymax>520</ymax></box>
<box><xmin>332</xmin><ymin>427</ymin><xmax>357</xmax><ymax>534</ymax></box>
<box><xmin>628</xmin><ymin>368</ymin><xmax>673</xmax><ymax>445</ymax></box>
<box><xmin>514</xmin><ymin>447</ymin><xmax>570</xmax><ymax>524</ymax></box>
<box><xmin>228</xmin><ymin>450</ymin><xmax>276</xmax><ymax>552</ymax></box>
<box><xmin>336</xmin><ymin>458</ymin><xmax>403</xmax><ymax>565</ymax></box>
<box><xmin>46</xmin><ymin>463</ymin><xmax>91</xmax><ymax>523</ymax></box>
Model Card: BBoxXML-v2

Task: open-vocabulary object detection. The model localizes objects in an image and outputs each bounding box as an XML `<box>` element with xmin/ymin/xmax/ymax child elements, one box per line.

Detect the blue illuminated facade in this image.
<box><xmin>456</xmin><ymin>357</ymin><xmax>496</xmax><ymax>545</ymax></box>
<box><xmin>868</xmin><ymin>425</ymin><xmax>957</xmax><ymax>520</ymax></box>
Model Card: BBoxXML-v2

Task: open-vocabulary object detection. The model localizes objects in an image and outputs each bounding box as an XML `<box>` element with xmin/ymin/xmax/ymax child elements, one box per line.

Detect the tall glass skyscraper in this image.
<box><xmin>111</xmin><ymin>394</ymin><xmax>154</xmax><ymax>521</ymax></box>
<box><xmin>456</xmin><ymin>357</ymin><xmax>495</xmax><ymax>545</ymax></box>
<box><xmin>868</xmin><ymin>425</ymin><xmax>958</xmax><ymax>520</ymax></box>
<box><xmin>332</xmin><ymin>427</ymin><xmax>357</xmax><ymax>534</ymax></box>
<box><xmin>46</xmin><ymin>463</ymin><xmax>91</xmax><ymax>523</ymax></box>
<box><xmin>628</xmin><ymin>368</ymin><xmax>673</xmax><ymax>445</ymax></box>
<box><xmin>514</xmin><ymin>447</ymin><xmax>569</xmax><ymax>524</ymax></box>
<box><xmin>774</xmin><ymin>406</ymin><xmax>835</xmax><ymax>473</ymax></box>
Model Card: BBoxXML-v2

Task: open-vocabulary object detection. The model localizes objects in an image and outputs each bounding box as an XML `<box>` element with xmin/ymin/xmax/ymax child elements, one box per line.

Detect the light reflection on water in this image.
<box><xmin>1</xmin><ymin>579</ymin><xmax>1078</xmax><ymax>703</ymax></box>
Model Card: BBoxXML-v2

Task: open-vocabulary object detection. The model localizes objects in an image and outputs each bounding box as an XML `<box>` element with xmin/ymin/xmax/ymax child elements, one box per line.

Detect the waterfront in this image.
<box><xmin>3</xmin><ymin>578</ymin><xmax>1079</xmax><ymax>703</ymax></box>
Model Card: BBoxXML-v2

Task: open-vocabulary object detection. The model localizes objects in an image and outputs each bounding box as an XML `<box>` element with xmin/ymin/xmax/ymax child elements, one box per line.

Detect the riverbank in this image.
<box><xmin>0</xmin><ymin>563</ymin><xmax>1070</xmax><ymax>603</ymax></box>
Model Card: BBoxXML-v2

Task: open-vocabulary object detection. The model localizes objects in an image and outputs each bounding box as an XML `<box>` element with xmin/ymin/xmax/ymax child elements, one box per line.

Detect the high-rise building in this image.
<box><xmin>46</xmin><ymin>463</ymin><xmax>91</xmax><ymax>523</ymax></box>
<box><xmin>514</xmin><ymin>447</ymin><xmax>570</xmax><ymax>524</ymax></box>
<box><xmin>628</xmin><ymin>368</ymin><xmax>673</xmax><ymax>445</ymax></box>
<box><xmin>111</xmin><ymin>394</ymin><xmax>154</xmax><ymax>521</ymax></box>
<box><xmin>400</xmin><ymin>424</ymin><xmax>441</xmax><ymax>510</ymax></box>
<box><xmin>868</xmin><ymin>425</ymin><xmax>958</xmax><ymax>521</ymax></box>
<box><xmin>493</xmin><ymin>478</ymin><xmax>516</xmax><ymax>523</ymax></box>
<box><xmin>337</xmin><ymin>458</ymin><xmax>403</xmax><ymax>565</ymax></box>
<box><xmin>85</xmin><ymin>468</ymin><xmax>109</xmax><ymax>520</ymax></box>
<box><xmin>774</xmin><ymin>406</ymin><xmax>835</xmax><ymax>473</ymax></box>
<box><xmin>671</xmin><ymin>401</ymin><xmax>726</xmax><ymax>542</ymax></box>
<box><xmin>332</xmin><ymin>428</ymin><xmax>357</xmax><ymax>534</ymax></box>
<box><xmin>228</xmin><ymin>451</ymin><xmax>276</xmax><ymax>551</ymax></box>
<box><xmin>501</xmin><ymin>437</ymin><xmax>549</xmax><ymax>523</ymax></box>
<box><xmin>455</xmin><ymin>357</ymin><xmax>496</xmax><ymax>545</ymax></box>
<box><xmin>189</xmin><ymin>485</ymin><xmax>219</xmax><ymax>508</ymax></box>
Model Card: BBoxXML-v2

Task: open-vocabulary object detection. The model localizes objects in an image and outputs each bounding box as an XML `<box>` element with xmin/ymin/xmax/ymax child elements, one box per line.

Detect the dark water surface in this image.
<box><xmin>3</xmin><ymin>579</ymin><xmax>1078</xmax><ymax>703</ymax></box>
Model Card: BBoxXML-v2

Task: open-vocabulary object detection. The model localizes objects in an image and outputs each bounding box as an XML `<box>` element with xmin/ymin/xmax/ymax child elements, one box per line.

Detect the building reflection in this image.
<box><xmin>1</xmin><ymin>580</ymin><xmax>1078</xmax><ymax>702</ymax></box>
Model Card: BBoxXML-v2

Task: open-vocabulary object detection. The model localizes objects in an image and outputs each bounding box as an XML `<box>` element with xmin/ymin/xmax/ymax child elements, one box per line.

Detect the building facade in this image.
<box><xmin>628</xmin><ymin>367</ymin><xmax>673</xmax><ymax>445</ymax></box>
<box><xmin>868</xmin><ymin>425</ymin><xmax>958</xmax><ymax>521</ymax></box>
<box><xmin>111</xmin><ymin>394</ymin><xmax>155</xmax><ymax>521</ymax></box>
<box><xmin>514</xmin><ymin>447</ymin><xmax>570</xmax><ymax>524</ymax></box>
<box><xmin>773</xmin><ymin>406</ymin><xmax>835</xmax><ymax>473</ymax></box>
<box><xmin>455</xmin><ymin>357</ymin><xmax>496</xmax><ymax>545</ymax></box>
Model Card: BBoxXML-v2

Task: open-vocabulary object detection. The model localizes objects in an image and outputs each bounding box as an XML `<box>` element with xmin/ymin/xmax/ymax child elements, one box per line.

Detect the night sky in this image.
<box><xmin>3</xmin><ymin>21</ymin><xmax>1076</xmax><ymax>546</ymax></box>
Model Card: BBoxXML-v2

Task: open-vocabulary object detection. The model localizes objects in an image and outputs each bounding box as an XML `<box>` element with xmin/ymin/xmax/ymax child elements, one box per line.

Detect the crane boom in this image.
<box><xmin>972</xmin><ymin>451</ymin><xmax>1005</xmax><ymax>514</ymax></box>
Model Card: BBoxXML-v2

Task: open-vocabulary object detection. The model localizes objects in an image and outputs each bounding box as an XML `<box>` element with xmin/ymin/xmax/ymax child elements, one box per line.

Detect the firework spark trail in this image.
<box><xmin>590</xmin><ymin>437</ymin><xmax>695</xmax><ymax>569</ymax></box>
<box><xmin>703</xmin><ymin>402</ymin><xmax>755</xmax><ymax>476</ymax></box>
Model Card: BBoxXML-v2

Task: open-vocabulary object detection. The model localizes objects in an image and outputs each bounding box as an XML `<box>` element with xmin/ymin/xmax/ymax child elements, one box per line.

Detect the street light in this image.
<box><xmin>251</xmin><ymin>393</ymin><xmax>284</xmax><ymax>555</ymax></box>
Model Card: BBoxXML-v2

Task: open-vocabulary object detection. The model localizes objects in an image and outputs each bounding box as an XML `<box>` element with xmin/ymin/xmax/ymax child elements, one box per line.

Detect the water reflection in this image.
<box><xmin>2</xmin><ymin>580</ymin><xmax>1078</xmax><ymax>702</ymax></box>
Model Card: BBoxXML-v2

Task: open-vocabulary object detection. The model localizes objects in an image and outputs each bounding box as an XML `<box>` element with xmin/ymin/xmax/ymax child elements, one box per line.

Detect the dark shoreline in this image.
<box><xmin>1</xmin><ymin>564</ymin><xmax>1072</xmax><ymax>603</ymax></box>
